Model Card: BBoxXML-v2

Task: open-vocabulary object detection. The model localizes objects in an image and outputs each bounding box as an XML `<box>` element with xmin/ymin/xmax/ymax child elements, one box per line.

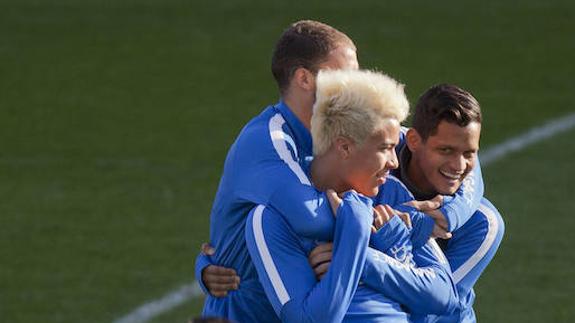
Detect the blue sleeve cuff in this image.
<box><xmin>370</xmin><ymin>215</ymin><xmax>406</xmax><ymax>252</ymax></box>
<box><xmin>439</xmin><ymin>203</ymin><xmax>457</xmax><ymax>232</ymax></box>
<box><xmin>194</xmin><ymin>252</ymin><xmax>213</xmax><ymax>295</ymax></box>
<box><xmin>406</xmin><ymin>210</ymin><xmax>435</xmax><ymax>249</ymax></box>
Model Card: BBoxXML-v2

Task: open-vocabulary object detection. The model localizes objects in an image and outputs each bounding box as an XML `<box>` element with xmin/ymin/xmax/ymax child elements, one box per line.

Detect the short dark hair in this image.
<box><xmin>271</xmin><ymin>20</ymin><xmax>355</xmax><ymax>94</ymax></box>
<box><xmin>412</xmin><ymin>84</ymin><xmax>482</xmax><ymax>141</ymax></box>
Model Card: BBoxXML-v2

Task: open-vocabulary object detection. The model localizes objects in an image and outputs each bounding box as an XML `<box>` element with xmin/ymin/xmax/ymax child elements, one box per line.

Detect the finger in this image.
<box><xmin>373</xmin><ymin>215</ymin><xmax>383</xmax><ymax>229</ymax></box>
<box><xmin>398</xmin><ymin>211</ymin><xmax>412</xmax><ymax>228</ymax></box>
<box><xmin>405</xmin><ymin>200</ymin><xmax>440</xmax><ymax>211</ymax></box>
<box><xmin>207</xmin><ymin>282</ymin><xmax>239</xmax><ymax>293</ymax></box>
<box><xmin>435</xmin><ymin>231</ymin><xmax>452</xmax><ymax>239</ymax></box>
<box><xmin>383</xmin><ymin>205</ymin><xmax>397</xmax><ymax>222</ymax></box>
<box><xmin>431</xmin><ymin>195</ymin><xmax>444</xmax><ymax>205</ymax></box>
<box><xmin>203</xmin><ymin>266</ymin><xmax>240</xmax><ymax>286</ymax></box>
<box><xmin>376</xmin><ymin>204</ymin><xmax>390</xmax><ymax>222</ymax></box>
<box><xmin>207</xmin><ymin>265</ymin><xmax>238</xmax><ymax>277</ymax></box>
<box><xmin>309</xmin><ymin>251</ymin><xmax>333</xmax><ymax>267</ymax></box>
<box><xmin>371</xmin><ymin>207</ymin><xmax>383</xmax><ymax>229</ymax></box>
<box><xmin>313</xmin><ymin>262</ymin><xmax>330</xmax><ymax>279</ymax></box>
<box><xmin>432</xmin><ymin>225</ymin><xmax>452</xmax><ymax>239</ymax></box>
<box><xmin>308</xmin><ymin>243</ymin><xmax>333</xmax><ymax>259</ymax></box>
<box><xmin>204</xmin><ymin>273</ymin><xmax>240</xmax><ymax>285</ymax></box>
<box><xmin>210</xmin><ymin>290</ymin><xmax>228</xmax><ymax>298</ymax></box>
<box><xmin>326</xmin><ymin>189</ymin><xmax>342</xmax><ymax>216</ymax></box>
<box><xmin>201</xmin><ymin>242</ymin><xmax>215</xmax><ymax>256</ymax></box>
<box><xmin>371</xmin><ymin>225</ymin><xmax>377</xmax><ymax>233</ymax></box>
<box><xmin>427</xmin><ymin>210</ymin><xmax>449</xmax><ymax>229</ymax></box>
<box><xmin>403</xmin><ymin>200</ymin><xmax>419</xmax><ymax>209</ymax></box>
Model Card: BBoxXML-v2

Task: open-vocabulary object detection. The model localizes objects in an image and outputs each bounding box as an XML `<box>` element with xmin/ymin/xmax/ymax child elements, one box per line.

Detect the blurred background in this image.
<box><xmin>1</xmin><ymin>0</ymin><xmax>573</xmax><ymax>322</ymax></box>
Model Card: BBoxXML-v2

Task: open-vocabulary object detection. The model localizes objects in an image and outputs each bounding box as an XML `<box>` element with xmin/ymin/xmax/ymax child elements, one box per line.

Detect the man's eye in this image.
<box><xmin>380</xmin><ymin>145</ymin><xmax>394</xmax><ymax>151</ymax></box>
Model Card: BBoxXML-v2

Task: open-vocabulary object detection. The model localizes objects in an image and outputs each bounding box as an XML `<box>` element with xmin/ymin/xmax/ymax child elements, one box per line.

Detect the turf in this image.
<box><xmin>0</xmin><ymin>0</ymin><xmax>573</xmax><ymax>322</ymax></box>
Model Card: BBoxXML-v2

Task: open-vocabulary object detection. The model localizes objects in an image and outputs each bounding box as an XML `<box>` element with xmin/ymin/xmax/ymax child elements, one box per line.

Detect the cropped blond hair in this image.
<box><xmin>311</xmin><ymin>69</ymin><xmax>409</xmax><ymax>156</ymax></box>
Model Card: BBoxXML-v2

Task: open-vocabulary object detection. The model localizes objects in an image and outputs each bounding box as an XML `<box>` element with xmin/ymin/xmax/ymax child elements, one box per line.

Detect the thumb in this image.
<box><xmin>201</xmin><ymin>242</ymin><xmax>215</xmax><ymax>256</ymax></box>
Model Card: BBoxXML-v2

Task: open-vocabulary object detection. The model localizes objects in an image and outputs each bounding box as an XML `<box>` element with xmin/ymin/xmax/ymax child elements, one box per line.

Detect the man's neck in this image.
<box><xmin>399</xmin><ymin>146</ymin><xmax>438</xmax><ymax>200</ymax></box>
<box><xmin>283</xmin><ymin>92</ymin><xmax>313</xmax><ymax>130</ymax></box>
<box><xmin>310</xmin><ymin>153</ymin><xmax>347</xmax><ymax>194</ymax></box>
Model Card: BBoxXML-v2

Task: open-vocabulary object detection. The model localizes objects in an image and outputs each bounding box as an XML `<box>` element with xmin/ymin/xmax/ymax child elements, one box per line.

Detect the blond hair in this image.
<box><xmin>311</xmin><ymin>69</ymin><xmax>409</xmax><ymax>156</ymax></box>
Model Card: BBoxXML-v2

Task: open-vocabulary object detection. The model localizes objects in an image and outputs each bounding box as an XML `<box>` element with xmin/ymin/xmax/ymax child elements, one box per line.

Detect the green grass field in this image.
<box><xmin>1</xmin><ymin>0</ymin><xmax>573</xmax><ymax>322</ymax></box>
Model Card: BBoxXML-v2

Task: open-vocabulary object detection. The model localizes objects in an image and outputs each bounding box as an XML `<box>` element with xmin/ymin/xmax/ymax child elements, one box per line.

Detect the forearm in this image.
<box><xmin>440</xmin><ymin>158</ymin><xmax>484</xmax><ymax>231</ymax></box>
<box><xmin>281</xmin><ymin>193</ymin><xmax>372</xmax><ymax>322</ymax></box>
<box><xmin>361</xmin><ymin>245</ymin><xmax>459</xmax><ymax>315</ymax></box>
<box><xmin>392</xmin><ymin>205</ymin><xmax>435</xmax><ymax>249</ymax></box>
<box><xmin>268</xmin><ymin>184</ymin><xmax>335</xmax><ymax>241</ymax></box>
<box><xmin>370</xmin><ymin>215</ymin><xmax>414</xmax><ymax>264</ymax></box>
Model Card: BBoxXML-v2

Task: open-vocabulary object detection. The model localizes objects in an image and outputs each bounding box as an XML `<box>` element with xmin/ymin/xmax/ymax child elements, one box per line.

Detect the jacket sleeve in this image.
<box><xmin>245</xmin><ymin>192</ymin><xmax>373</xmax><ymax>323</ymax></box>
<box><xmin>194</xmin><ymin>252</ymin><xmax>212</xmax><ymax>295</ymax></box>
<box><xmin>360</xmin><ymin>240</ymin><xmax>459</xmax><ymax>315</ymax></box>
<box><xmin>439</xmin><ymin>158</ymin><xmax>484</xmax><ymax>232</ymax></box>
<box><xmin>234</xmin><ymin>129</ymin><xmax>335</xmax><ymax>242</ymax></box>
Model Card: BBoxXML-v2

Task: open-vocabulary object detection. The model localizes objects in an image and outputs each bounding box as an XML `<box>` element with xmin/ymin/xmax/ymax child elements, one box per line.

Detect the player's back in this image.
<box><xmin>203</xmin><ymin>105</ymin><xmax>282</xmax><ymax>320</ymax></box>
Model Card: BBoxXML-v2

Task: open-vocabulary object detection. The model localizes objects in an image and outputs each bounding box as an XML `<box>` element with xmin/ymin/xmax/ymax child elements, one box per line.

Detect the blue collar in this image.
<box><xmin>274</xmin><ymin>100</ymin><xmax>313</xmax><ymax>159</ymax></box>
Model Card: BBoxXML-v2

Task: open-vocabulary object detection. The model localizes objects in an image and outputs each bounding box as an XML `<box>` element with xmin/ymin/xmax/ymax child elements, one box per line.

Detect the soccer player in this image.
<box><xmin>196</xmin><ymin>20</ymin><xmax>360</xmax><ymax>321</ymax></box>
<box><xmin>394</xmin><ymin>84</ymin><xmax>505</xmax><ymax>322</ymax></box>
<box><xmin>244</xmin><ymin>68</ymin><xmax>460</xmax><ymax>322</ymax></box>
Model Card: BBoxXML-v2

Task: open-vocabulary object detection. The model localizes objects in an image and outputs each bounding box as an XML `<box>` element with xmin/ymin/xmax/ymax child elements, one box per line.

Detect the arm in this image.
<box><xmin>373</xmin><ymin>176</ymin><xmax>438</xmax><ymax>249</ymax></box>
<box><xmin>361</xmin><ymin>241</ymin><xmax>459</xmax><ymax>315</ymax></box>
<box><xmin>393</xmin><ymin>205</ymin><xmax>437</xmax><ymax>249</ymax></box>
<box><xmin>266</xmin><ymin>179</ymin><xmax>335</xmax><ymax>241</ymax></box>
<box><xmin>439</xmin><ymin>158</ymin><xmax>484</xmax><ymax>231</ymax></box>
<box><xmin>234</xmin><ymin>126</ymin><xmax>335</xmax><ymax>241</ymax></box>
<box><xmin>194</xmin><ymin>245</ymin><xmax>240</xmax><ymax>297</ymax></box>
<box><xmin>370</xmin><ymin>211</ymin><xmax>415</xmax><ymax>265</ymax></box>
<box><xmin>245</xmin><ymin>192</ymin><xmax>373</xmax><ymax>323</ymax></box>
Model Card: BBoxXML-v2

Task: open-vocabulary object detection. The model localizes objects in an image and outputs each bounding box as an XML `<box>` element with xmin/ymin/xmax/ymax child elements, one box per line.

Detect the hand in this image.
<box><xmin>385</xmin><ymin>205</ymin><xmax>411</xmax><ymax>229</ymax></box>
<box><xmin>200</xmin><ymin>243</ymin><xmax>240</xmax><ymax>297</ymax></box>
<box><xmin>431</xmin><ymin>224</ymin><xmax>452</xmax><ymax>239</ymax></box>
<box><xmin>426</xmin><ymin>210</ymin><xmax>452</xmax><ymax>239</ymax></box>
<box><xmin>326</xmin><ymin>189</ymin><xmax>343</xmax><ymax>216</ymax></box>
<box><xmin>308</xmin><ymin>243</ymin><xmax>333</xmax><ymax>280</ymax></box>
<box><xmin>372</xmin><ymin>205</ymin><xmax>391</xmax><ymax>232</ymax></box>
<box><xmin>404</xmin><ymin>195</ymin><xmax>443</xmax><ymax>212</ymax></box>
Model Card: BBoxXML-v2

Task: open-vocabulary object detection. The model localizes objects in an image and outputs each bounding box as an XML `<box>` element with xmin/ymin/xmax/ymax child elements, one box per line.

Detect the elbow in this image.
<box><xmin>411</xmin><ymin>271</ymin><xmax>459</xmax><ymax>315</ymax></box>
<box><xmin>419</xmin><ymin>282</ymin><xmax>459</xmax><ymax>315</ymax></box>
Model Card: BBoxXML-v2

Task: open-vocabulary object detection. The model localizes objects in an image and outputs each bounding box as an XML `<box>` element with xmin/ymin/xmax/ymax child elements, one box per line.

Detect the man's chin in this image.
<box><xmin>360</xmin><ymin>187</ymin><xmax>379</xmax><ymax>197</ymax></box>
<box><xmin>436</xmin><ymin>184</ymin><xmax>460</xmax><ymax>196</ymax></box>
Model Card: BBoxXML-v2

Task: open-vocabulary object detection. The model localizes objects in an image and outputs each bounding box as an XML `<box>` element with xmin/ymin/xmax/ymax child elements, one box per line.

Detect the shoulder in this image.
<box><xmin>246</xmin><ymin>205</ymin><xmax>300</xmax><ymax>248</ymax></box>
<box><xmin>374</xmin><ymin>174</ymin><xmax>414</xmax><ymax>206</ymax></box>
<box><xmin>225</xmin><ymin>106</ymin><xmax>284</xmax><ymax>166</ymax></box>
<box><xmin>235</xmin><ymin>106</ymin><xmax>277</xmax><ymax>146</ymax></box>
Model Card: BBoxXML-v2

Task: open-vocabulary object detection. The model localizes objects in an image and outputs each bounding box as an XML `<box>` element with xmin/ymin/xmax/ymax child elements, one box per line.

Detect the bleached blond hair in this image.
<box><xmin>311</xmin><ymin>69</ymin><xmax>409</xmax><ymax>156</ymax></box>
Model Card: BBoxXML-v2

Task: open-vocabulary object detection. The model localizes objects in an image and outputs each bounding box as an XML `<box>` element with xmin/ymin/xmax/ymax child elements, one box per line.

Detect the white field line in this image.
<box><xmin>113</xmin><ymin>281</ymin><xmax>202</xmax><ymax>323</ymax></box>
<box><xmin>480</xmin><ymin>112</ymin><xmax>575</xmax><ymax>166</ymax></box>
<box><xmin>112</xmin><ymin>112</ymin><xmax>575</xmax><ymax>323</ymax></box>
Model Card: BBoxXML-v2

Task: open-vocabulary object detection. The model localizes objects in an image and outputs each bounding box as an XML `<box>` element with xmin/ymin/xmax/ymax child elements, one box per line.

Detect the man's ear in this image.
<box><xmin>293</xmin><ymin>67</ymin><xmax>316</xmax><ymax>92</ymax></box>
<box><xmin>334</xmin><ymin>136</ymin><xmax>354</xmax><ymax>159</ymax></box>
<box><xmin>406</xmin><ymin>128</ymin><xmax>423</xmax><ymax>152</ymax></box>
